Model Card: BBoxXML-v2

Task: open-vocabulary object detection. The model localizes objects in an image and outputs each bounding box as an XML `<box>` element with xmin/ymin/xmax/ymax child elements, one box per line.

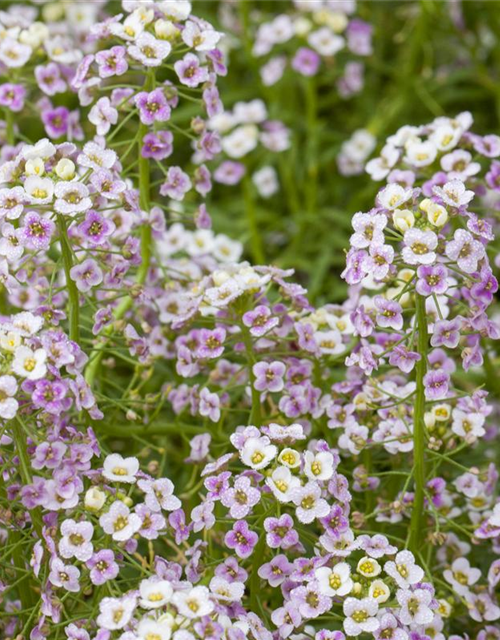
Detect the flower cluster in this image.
<box><xmin>250</xmin><ymin>0</ymin><xmax>372</xmax><ymax>96</ymax></box>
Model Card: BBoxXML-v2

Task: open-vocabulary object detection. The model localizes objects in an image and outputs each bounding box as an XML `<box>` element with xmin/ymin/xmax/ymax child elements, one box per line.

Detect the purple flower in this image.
<box><xmin>42</xmin><ymin>106</ymin><xmax>70</xmax><ymax>139</ymax></box>
<box><xmin>291</xmin><ymin>47</ymin><xmax>321</xmax><ymax>76</ymax></box>
<box><xmin>0</xmin><ymin>83</ymin><xmax>26</xmax><ymax>112</ymax></box>
<box><xmin>416</xmin><ymin>264</ymin><xmax>449</xmax><ymax>296</ymax></box>
<box><xmin>35</xmin><ymin>63</ymin><xmax>67</xmax><ymax>96</ymax></box>
<box><xmin>159</xmin><ymin>166</ymin><xmax>192</xmax><ymax>201</ymax></box>
<box><xmin>199</xmin><ymin>387</ymin><xmax>221</xmax><ymax>422</ymax></box>
<box><xmin>32</xmin><ymin>379</ymin><xmax>68</xmax><ymax>414</ymax></box>
<box><xmin>271</xmin><ymin>602</ymin><xmax>302</xmax><ymax>639</ymax></box>
<box><xmin>141</xmin><ymin>131</ymin><xmax>173</xmax><ymax>160</ymax></box>
<box><xmin>291</xmin><ymin>582</ymin><xmax>332</xmax><ymax>618</ymax></box>
<box><xmin>388</xmin><ymin>346</ymin><xmax>421</xmax><ymax>373</ymax></box>
<box><xmin>174</xmin><ymin>53</ymin><xmax>209</xmax><ymax>87</ymax></box>
<box><xmin>242</xmin><ymin>305</ymin><xmax>278</xmax><ymax>337</ymax></box>
<box><xmin>135</xmin><ymin>89</ymin><xmax>171</xmax><ymax>125</ymax></box>
<box><xmin>89</xmin><ymin>97</ymin><xmax>118</xmax><ymax>136</ymax></box>
<box><xmin>258</xmin><ymin>554</ymin><xmax>293</xmax><ymax>587</ymax></box>
<box><xmin>214</xmin><ymin>160</ymin><xmax>246</xmax><ymax>185</ymax></box>
<box><xmin>49</xmin><ymin>557</ymin><xmax>81</xmax><ymax>592</ymax></box>
<box><xmin>96</xmin><ymin>46</ymin><xmax>128</xmax><ymax>78</ymax></box>
<box><xmin>79</xmin><ymin>210</ymin><xmax>116</xmax><ymax>245</ymax></box>
<box><xmin>136</xmin><ymin>503</ymin><xmax>167</xmax><ymax>540</ymax></box>
<box><xmin>445</xmin><ymin>228</ymin><xmax>485</xmax><ymax>273</ymax></box>
<box><xmin>70</xmin><ymin>258</ymin><xmax>103</xmax><ymax>293</ymax></box>
<box><xmin>253</xmin><ymin>360</ymin><xmax>286</xmax><ymax>393</ymax></box>
<box><xmin>221</xmin><ymin>475</ymin><xmax>261</xmax><ymax>519</ymax></box>
<box><xmin>224</xmin><ymin>520</ymin><xmax>258</xmax><ymax>558</ymax></box>
<box><xmin>203</xmin><ymin>86</ymin><xmax>223</xmax><ymax>118</ymax></box>
<box><xmin>374</xmin><ymin>296</ymin><xmax>403</xmax><ymax>330</ymax></box>
<box><xmin>431</xmin><ymin>318</ymin><xmax>462</xmax><ymax>349</ymax></box>
<box><xmin>21</xmin><ymin>212</ymin><xmax>55</xmax><ymax>250</ymax></box>
<box><xmin>32</xmin><ymin>441</ymin><xmax>67</xmax><ymax>470</ymax></box>
<box><xmin>137</xmin><ymin>477</ymin><xmax>181</xmax><ymax>512</ymax></box>
<box><xmin>197</xmin><ymin>327</ymin><xmax>226</xmax><ymax>359</ymax></box>
<box><xmin>264</xmin><ymin>514</ymin><xmax>299</xmax><ymax>549</ymax></box>
<box><xmin>423</xmin><ymin>369</ymin><xmax>450</xmax><ymax>400</ymax></box>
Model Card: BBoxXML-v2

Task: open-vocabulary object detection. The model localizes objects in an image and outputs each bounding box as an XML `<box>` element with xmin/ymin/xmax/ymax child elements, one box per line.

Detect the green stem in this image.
<box><xmin>241</xmin><ymin>324</ymin><xmax>262</xmax><ymax>426</ymax></box>
<box><xmin>57</xmin><ymin>214</ymin><xmax>80</xmax><ymax>343</ymax></box>
<box><xmin>408</xmin><ymin>294</ymin><xmax>428</xmax><ymax>553</ymax></box>
<box><xmin>243</xmin><ymin>174</ymin><xmax>265</xmax><ymax>265</ymax></box>
<box><xmin>4</xmin><ymin>109</ymin><xmax>14</xmax><ymax>145</ymax></box>
<box><xmin>85</xmin><ymin>79</ymin><xmax>153</xmax><ymax>388</ymax></box>
<box><xmin>304</xmin><ymin>77</ymin><xmax>318</xmax><ymax>215</ymax></box>
<box><xmin>12</xmin><ymin>419</ymin><xmax>43</xmax><ymax>538</ymax></box>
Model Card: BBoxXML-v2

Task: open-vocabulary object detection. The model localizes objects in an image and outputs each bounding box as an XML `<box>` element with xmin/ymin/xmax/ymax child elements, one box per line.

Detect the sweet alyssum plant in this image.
<box><xmin>1</xmin><ymin>3</ymin><xmax>500</xmax><ymax>640</ymax></box>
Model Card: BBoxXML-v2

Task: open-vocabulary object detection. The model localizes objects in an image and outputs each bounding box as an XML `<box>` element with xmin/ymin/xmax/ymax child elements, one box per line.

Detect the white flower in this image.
<box><xmin>84</xmin><ymin>487</ymin><xmax>106</xmax><ymax>511</ymax></box>
<box><xmin>451</xmin><ymin>409</ymin><xmax>485</xmax><ymax>443</ymax></box>
<box><xmin>343</xmin><ymin>597</ymin><xmax>379</xmax><ymax>636</ymax></box>
<box><xmin>430</xmin><ymin>123</ymin><xmax>463</xmax><ymax>151</ymax></box>
<box><xmin>420</xmin><ymin>198</ymin><xmax>448</xmax><ymax>227</ymax></box>
<box><xmin>110</xmin><ymin>14</ymin><xmax>145</xmax><ymax>40</ymax></box>
<box><xmin>397</xmin><ymin>588</ymin><xmax>434</xmax><ymax>626</ymax></box>
<box><xmin>308</xmin><ymin>27</ymin><xmax>344</xmax><ymax>56</ymax></box>
<box><xmin>0</xmin><ymin>375</ymin><xmax>18</xmax><ymax>419</ymax></box>
<box><xmin>366</xmin><ymin>144</ymin><xmax>399</xmax><ymax>181</ymax></box>
<box><xmin>368</xmin><ymin>579</ymin><xmax>390</xmax><ymax>603</ymax></box>
<box><xmin>393</xmin><ymin>209</ymin><xmax>415</xmax><ymax>232</ymax></box>
<box><xmin>266</xmin><ymin>466</ymin><xmax>301</xmax><ymax>502</ymax></box>
<box><xmin>402</xmin><ymin>229</ymin><xmax>437</xmax><ymax>266</ymax></box>
<box><xmin>357</xmin><ymin>556</ymin><xmax>382</xmax><ymax>578</ymax></box>
<box><xmin>240</xmin><ymin>436</ymin><xmax>277</xmax><ymax>470</ymax></box>
<box><xmin>103</xmin><ymin>453</ymin><xmax>139</xmax><ymax>483</ymax></box>
<box><xmin>137</xmin><ymin>618</ymin><xmax>172</xmax><ymax>640</ymax></box>
<box><xmin>209</xmin><ymin>576</ymin><xmax>245</xmax><ymax>602</ymax></box>
<box><xmin>25</xmin><ymin>158</ymin><xmax>45</xmax><ymax>177</ymax></box>
<box><xmin>213</xmin><ymin>235</ymin><xmax>243</xmax><ymax>263</ymax></box>
<box><xmin>303</xmin><ymin>451</ymin><xmax>335</xmax><ymax>481</ymax></box>
<box><xmin>97</xmin><ymin>595</ymin><xmax>137</xmax><ymax>630</ymax></box>
<box><xmin>221</xmin><ymin>125</ymin><xmax>259</xmax><ymax>159</ymax></box>
<box><xmin>139</xmin><ymin>578</ymin><xmax>174</xmax><ymax>609</ymax></box>
<box><xmin>172</xmin><ymin>586</ymin><xmax>214</xmax><ymax>618</ymax></box>
<box><xmin>12</xmin><ymin>312</ymin><xmax>43</xmax><ymax>335</ymax></box>
<box><xmin>315</xmin><ymin>562</ymin><xmax>353</xmax><ymax>597</ymax></box>
<box><xmin>11</xmin><ymin>346</ymin><xmax>47</xmax><ymax>380</ymax></box>
<box><xmin>185</xmin><ymin>229</ymin><xmax>216</xmax><ymax>257</ymax></box>
<box><xmin>403</xmin><ymin>140</ymin><xmax>437</xmax><ymax>167</ymax></box>
<box><xmin>233</xmin><ymin>100</ymin><xmax>268</xmax><ymax>124</ymax></box>
<box><xmin>129</xmin><ymin>32</ymin><xmax>172</xmax><ymax>66</ymax></box>
<box><xmin>314</xmin><ymin>330</ymin><xmax>345</xmax><ymax>356</ymax></box>
<box><xmin>443</xmin><ymin>557</ymin><xmax>481</xmax><ymax>596</ymax></box>
<box><xmin>433</xmin><ymin>179</ymin><xmax>474</xmax><ymax>208</ymax></box>
<box><xmin>22</xmin><ymin>139</ymin><xmax>56</xmax><ymax>161</ymax></box>
<box><xmin>99</xmin><ymin>500</ymin><xmax>142</xmax><ymax>541</ymax></box>
<box><xmin>377</xmin><ymin>184</ymin><xmax>413</xmax><ymax>210</ymax></box>
<box><xmin>252</xmin><ymin>166</ymin><xmax>279</xmax><ymax>199</ymax></box>
<box><xmin>182</xmin><ymin>20</ymin><xmax>222</xmax><ymax>51</ymax></box>
<box><xmin>278</xmin><ymin>448</ymin><xmax>301</xmax><ymax>469</ymax></box>
<box><xmin>24</xmin><ymin>176</ymin><xmax>54</xmax><ymax>204</ymax></box>
<box><xmin>384</xmin><ymin>550</ymin><xmax>424</xmax><ymax>589</ymax></box>
<box><xmin>160</xmin><ymin>0</ymin><xmax>192</xmax><ymax>21</ymax></box>
<box><xmin>0</xmin><ymin>330</ymin><xmax>22</xmax><ymax>352</ymax></box>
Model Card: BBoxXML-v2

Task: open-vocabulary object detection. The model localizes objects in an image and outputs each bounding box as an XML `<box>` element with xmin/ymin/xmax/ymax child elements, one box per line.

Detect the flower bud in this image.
<box><xmin>55</xmin><ymin>158</ymin><xmax>76</xmax><ymax>180</ymax></box>
<box><xmin>25</xmin><ymin>158</ymin><xmax>45</xmax><ymax>177</ymax></box>
<box><xmin>155</xmin><ymin>18</ymin><xmax>179</xmax><ymax>40</ymax></box>
<box><xmin>84</xmin><ymin>487</ymin><xmax>106</xmax><ymax>512</ymax></box>
<box><xmin>393</xmin><ymin>208</ymin><xmax>415</xmax><ymax>232</ymax></box>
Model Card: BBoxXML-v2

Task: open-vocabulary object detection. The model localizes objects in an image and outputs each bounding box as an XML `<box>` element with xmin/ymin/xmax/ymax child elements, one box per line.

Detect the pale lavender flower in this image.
<box><xmin>445</xmin><ymin>228</ymin><xmax>485</xmax><ymax>273</ymax></box>
<box><xmin>59</xmin><ymin>519</ymin><xmax>94</xmax><ymax>562</ymax></box>
<box><xmin>87</xmin><ymin>549</ymin><xmax>119</xmax><ymax>586</ymax></box>
<box><xmin>224</xmin><ymin>520</ymin><xmax>258</xmax><ymax>558</ymax></box>
<box><xmin>159</xmin><ymin>166</ymin><xmax>192</xmax><ymax>200</ymax></box>
<box><xmin>423</xmin><ymin>369</ymin><xmax>450</xmax><ymax>400</ymax></box>
<box><xmin>174</xmin><ymin>53</ymin><xmax>209</xmax><ymax>87</ymax></box>
<box><xmin>135</xmin><ymin>89</ymin><xmax>171</xmax><ymax>125</ymax></box>
<box><xmin>70</xmin><ymin>258</ymin><xmax>103</xmax><ymax>293</ymax></box>
<box><xmin>99</xmin><ymin>500</ymin><xmax>141</xmax><ymax>541</ymax></box>
<box><xmin>253</xmin><ymin>361</ymin><xmax>286</xmax><ymax>393</ymax></box>
<box><xmin>49</xmin><ymin>558</ymin><xmax>81</xmax><ymax>592</ymax></box>
<box><xmin>416</xmin><ymin>264</ymin><xmax>449</xmax><ymax>296</ymax></box>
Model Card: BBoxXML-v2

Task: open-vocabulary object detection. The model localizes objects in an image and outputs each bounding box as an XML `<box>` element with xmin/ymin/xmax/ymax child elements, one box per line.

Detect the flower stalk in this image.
<box><xmin>409</xmin><ymin>293</ymin><xmax>428</xmax><ymax>554</ymax></box>
<box><xmin>57</xmin><ymin>213</ymin><xmax>80</xmax><ymax>344</ymax></box>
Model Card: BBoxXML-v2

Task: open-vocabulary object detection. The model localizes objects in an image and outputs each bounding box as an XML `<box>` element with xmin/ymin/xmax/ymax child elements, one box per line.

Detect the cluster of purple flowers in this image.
<box><xmin>245</xmin><ymin>0</ymin><xmax>372</xmax><ymax>96</ymax></box>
